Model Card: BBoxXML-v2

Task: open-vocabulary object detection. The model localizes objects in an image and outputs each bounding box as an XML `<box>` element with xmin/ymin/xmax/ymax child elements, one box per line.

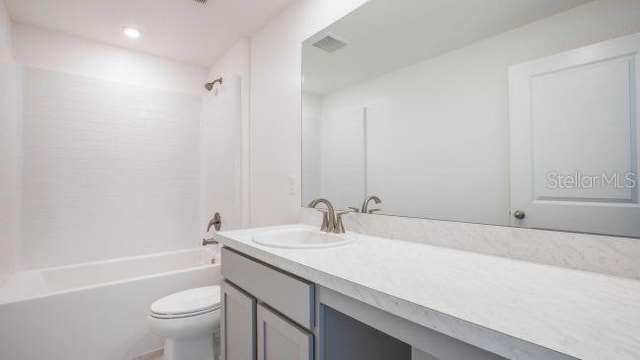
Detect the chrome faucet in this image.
<box><xmin>308</xmin><ymin>198</ymin><xmax>348</xmax><ymax>234</ymax></box>
<box><xmin>361</xmin><ymin>195</ymin><xmax>382</xmax><ymax>214</ymax></box>
<box><xmin>202</xmin><ymin>213</ymin><xmax>221</xmax><ymax>246</ymax></box>
<box><xmin>308</xmin><ymin>198</ymin><xmax>336</xmax><ymax>232</ymax></box>
<box><xmin>207</xmin><ymin>212</ymin><xmax>221</xmax><ymax>232</ymax></box>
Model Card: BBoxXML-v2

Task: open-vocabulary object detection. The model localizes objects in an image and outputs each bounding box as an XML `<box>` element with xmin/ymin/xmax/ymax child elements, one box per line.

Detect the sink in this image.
<box><xmin>252</xmin><ymin>227</ymin><xmax>355</xmax><ymax>249</ymax></box>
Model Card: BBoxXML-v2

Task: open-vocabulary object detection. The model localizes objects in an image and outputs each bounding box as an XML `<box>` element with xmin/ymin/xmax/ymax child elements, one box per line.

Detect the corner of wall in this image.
<box><xmin>0</xmin><ymin>0</ymin><xmax>21</xmax><ymax>279</ymax></box>
<box><xmin>0</xmin><ymin>0</ymin><xmax>13</xmax><ymax>63</ymax></box>
<box><xmin>203</xmin><ymin>37</ymin><xmax>252</xmax><ymax>229</ymax></box>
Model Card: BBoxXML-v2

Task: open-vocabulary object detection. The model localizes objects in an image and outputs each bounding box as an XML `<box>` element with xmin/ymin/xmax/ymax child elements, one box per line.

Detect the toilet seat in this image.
<box><xmin>150</xmin><ymin>286</ymin><xmax>221</xmax><ymax>320</ymax></box>
<box><xmin>150</xmin><ymin>306</ymin><xmax>218</xmax><ymax>319</ymax></box>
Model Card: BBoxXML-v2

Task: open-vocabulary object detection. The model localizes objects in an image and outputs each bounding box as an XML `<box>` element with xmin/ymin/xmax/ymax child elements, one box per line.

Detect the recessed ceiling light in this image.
<box><xmin>123</xmin><ymin>27</ymin><xmax>141</xmax><ymax>39</ymax></box>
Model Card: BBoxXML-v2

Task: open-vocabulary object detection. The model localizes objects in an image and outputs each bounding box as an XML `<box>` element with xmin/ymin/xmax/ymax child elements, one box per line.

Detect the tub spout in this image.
<box><xmin>202</xmin><ymin>238</ymin><xmax>219</xmax><ymax>246</ymax></box>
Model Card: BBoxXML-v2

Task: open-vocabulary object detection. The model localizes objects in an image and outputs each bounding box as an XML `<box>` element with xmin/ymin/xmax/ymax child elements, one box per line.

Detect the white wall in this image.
<box><xmin>20</xmin><ymin>67</ymin><xmax>202</xmax><ymax>269</ymax></box>
<box><xmin>301</xmin><ymin>92</ymin><xmax>322</xmax><ymax>205</ymax></box>
<box><xmin>318</xmin><ymin>105</ymin><xmax>366</xmax><ymax>210</ymax></box>
<box><xmin>9</xmin><ymin>25</ymin><xmax>209</xmax><ymax>269</ymax></box>
<box><xmin>310</xmin><ymin>0</ymin><xmax>640</xmax><ymax>225</ymax></box>
<box><xmin>12</xmin><ymin>24</ymin><xmax>207</xmax><ymax>96</ymax></box>
<box><xmin>0</xmin><ymin>0</ymin><xmax>10</xmax><ymax>61</ymax></box>
<box><xmin>0</xmin><ymin>0</ymin><xmax>20</xmax><ymax>281</ymax></box>
<box><xmin>249</xmin><ymin>0</ymin><xmax>369</xmax><ymax>226</ymax></box>
<box><xmin>204</xmin><ymin>39</ymin><xmax>251</xmax><ymax>230</ymax></box>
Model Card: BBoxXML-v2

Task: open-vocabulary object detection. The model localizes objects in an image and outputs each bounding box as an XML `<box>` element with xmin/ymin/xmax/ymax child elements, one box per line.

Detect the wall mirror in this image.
<box><xmin>301</xmin><ymin>0</ymin><xmax>640</xmax><ymax>238</ymax></box>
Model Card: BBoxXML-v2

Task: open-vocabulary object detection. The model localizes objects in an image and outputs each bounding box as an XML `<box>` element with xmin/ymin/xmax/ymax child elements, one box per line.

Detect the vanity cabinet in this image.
<box><xmin>257</xmin><ymin>303</ymin><xmax>314</xmax><ymax>360</ymax></box>
<box><xmin>221</xmin><ymin>248</ymin><xmax>314</xmax><ymax>360</ymax></box>
<box><xmin>221</xmin><ymin>281</ymin><xmax>256</xmax><ymax>360</ymax></box>
<box><xmin>221</xmin><ymin>246</ymin><xmax>511</xmax><ymax>360</ymax></box>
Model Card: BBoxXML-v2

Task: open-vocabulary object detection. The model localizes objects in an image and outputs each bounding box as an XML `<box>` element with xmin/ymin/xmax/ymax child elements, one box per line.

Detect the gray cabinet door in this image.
<box><xmin>222</xmin><ymin>281</ymin><xmax>257</xmax><ymax>360</ymax></box>
<box><xmin>222</xmin><ymin>248</ymin><xmax>315</xmax><ymax>330</ymax></box>
<box><xmin>257</xmin><ymin>303</ymin><xmax>313</xmax><ymax>360</ymax></box>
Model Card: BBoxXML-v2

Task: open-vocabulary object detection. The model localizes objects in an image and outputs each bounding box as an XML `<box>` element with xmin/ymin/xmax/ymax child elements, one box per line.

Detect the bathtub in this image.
<box><xmin>0</xmin><ymin>247</ymin><xmax>220</xmax><ymax>360</ymax></box>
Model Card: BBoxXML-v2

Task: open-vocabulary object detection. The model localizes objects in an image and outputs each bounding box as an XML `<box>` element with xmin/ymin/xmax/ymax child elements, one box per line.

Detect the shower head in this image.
<box><xmin>205</xmin><ymin>77</ymin><xmax>223</xmax><ymax>91</ymax></box>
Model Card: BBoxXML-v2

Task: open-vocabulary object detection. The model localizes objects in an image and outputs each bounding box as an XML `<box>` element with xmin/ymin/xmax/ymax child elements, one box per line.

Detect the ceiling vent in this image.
<box><xmin>191</xmin><ymin>0</ymin><xmax>209</xmax><ymax>4</ymax></box>
<box><xmin>312</xmin><ymin>34</ymin><xmax>348</xmax><ymax>53</ymax></box>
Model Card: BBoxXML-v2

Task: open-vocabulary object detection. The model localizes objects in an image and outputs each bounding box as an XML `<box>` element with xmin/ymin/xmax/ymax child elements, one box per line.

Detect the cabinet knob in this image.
<box><xmin>513</xmin><ymin>210</ymin><xmax>525</xmax><ymax>220</ymax></box>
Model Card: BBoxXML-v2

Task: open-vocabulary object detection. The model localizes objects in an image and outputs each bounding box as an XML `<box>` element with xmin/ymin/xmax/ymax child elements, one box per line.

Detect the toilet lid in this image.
<box><xmin>151</xmin><ymin>286</ymin><xmax>221</xmax><ymax>316</ymax></box>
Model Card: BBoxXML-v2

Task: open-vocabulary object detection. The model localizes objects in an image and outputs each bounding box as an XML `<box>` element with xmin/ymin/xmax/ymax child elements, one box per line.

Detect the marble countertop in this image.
<box><xmin>216</xmin><ymin>224</ymin><xmax>640</xmax><ymax>360</ymax></box>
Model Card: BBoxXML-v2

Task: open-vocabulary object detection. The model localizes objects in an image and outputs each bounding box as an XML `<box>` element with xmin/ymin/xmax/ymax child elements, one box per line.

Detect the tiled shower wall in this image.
<box><xmin>20</xmin><ymin>67</ymin><xmax>202</xmax><ymax>269</ymax></box>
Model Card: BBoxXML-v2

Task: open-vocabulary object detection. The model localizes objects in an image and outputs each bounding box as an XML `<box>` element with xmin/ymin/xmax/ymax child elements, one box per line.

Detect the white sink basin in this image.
<box><xmin>252</xmin><ymin>227</ymin><xmax>355</xmax><ymax>249</ymax></box>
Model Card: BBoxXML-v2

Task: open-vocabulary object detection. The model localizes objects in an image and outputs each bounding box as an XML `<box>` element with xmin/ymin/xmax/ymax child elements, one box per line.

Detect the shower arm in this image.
<box><xmin>204</xmin><ymin>77</ymin><xmax>223</xmax><ymax>91</ymax></box>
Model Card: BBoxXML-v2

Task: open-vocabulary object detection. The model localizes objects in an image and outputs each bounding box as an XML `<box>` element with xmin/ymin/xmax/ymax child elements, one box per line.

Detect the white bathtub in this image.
<box><xmin>0</xmin><ymin>247</ymin><xmax>220</xmax><ymax>360</ymax></box>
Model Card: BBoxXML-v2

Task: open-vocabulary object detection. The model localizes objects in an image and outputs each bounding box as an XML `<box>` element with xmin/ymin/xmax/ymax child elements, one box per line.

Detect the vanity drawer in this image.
<box><xmin>221</xmin><ymin>247</ymin><xmax>315</xmax><ymax>330</ymax></box>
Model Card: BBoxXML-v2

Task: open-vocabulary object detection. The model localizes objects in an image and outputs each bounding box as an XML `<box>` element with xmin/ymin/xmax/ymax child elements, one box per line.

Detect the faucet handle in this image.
<box><xmin>334</xmin><ymin>210</ymin><xmax>350</xmax><ymax>234</ymax></box>
<box><xmin>313</xmin><ymin>208</ymin><xmax>331</xmax><ymax>232</ymax></box>
<box><xmin>207</xmin><ymin>212</ymin><xmax>222</xmax><ymax>232</ymax></box>
<box><xmin>308</xmin><ymin>198</ymin><xmax>337</xmax><ymax>233</ymax></box>
<box><xmin>348</xmin><ymin>206</ymin><xmax>360</xmax><ymax>212</ymax></box>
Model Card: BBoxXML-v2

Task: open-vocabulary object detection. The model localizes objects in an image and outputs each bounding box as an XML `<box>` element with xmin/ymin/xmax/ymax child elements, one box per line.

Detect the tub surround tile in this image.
<box><xmin>300</xmin><ymin>208</ymin><xmax>640</xmax><ymax>280</ymax></box>
<box><xmin>216</xmin><ymin>225</ymin><xmax>640</xmax><ymax>360</ymax></box>
<box><xmin>19</xmin><ymin>67</ymin><xmax>202</xmax><ymax>270</ymax></box>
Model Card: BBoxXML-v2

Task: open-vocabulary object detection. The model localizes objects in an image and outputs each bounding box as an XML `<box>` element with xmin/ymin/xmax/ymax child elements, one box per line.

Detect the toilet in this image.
<box><xmin>148</xmin><ymin>286</ymin><xmax>221</xmax><ymax>360</ymax></box>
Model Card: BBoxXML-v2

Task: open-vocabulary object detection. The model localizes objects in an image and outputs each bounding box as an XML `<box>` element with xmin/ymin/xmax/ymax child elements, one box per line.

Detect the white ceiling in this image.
<box><xmin>5</xmin><ymin>0</ymin><xmax>295</xmax><ymax>67</ymax></box>
<box><xmin>302</xmin><ymin>0</ymin><xmax>592</xmax><ymax>95</ymax></box>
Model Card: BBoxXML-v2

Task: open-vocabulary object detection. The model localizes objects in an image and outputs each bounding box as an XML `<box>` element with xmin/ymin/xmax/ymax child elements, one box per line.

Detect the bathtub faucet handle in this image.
<box><xmin>207</xmin><ymin>213</ymin><xmax>222</xmax><ymax>232</ymax></box>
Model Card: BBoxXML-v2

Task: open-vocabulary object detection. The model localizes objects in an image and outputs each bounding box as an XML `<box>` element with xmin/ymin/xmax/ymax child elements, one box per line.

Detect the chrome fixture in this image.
<box><xmin>308</xmin><ymin>198</ymin><xmax>335</xmax><ymax>232</ymax></box>
<box><xmin>207</xmin><ymin>212</ymin><xmax>222</xmax><ymax>232</ymax></box>
<box><xmin>361</xmin><ymin>195</ymin><xmax>382</xmax><ymax>214</ymax></box>
<box><xmin>204</xmin><ymin>77</ymin><xmax>223</xmax><ymax>91</ymax></box>
<box><xmin>334</xmin><ymin>210</ymin><xmax>349</xmax><ymax>234</ymax></box>
<box><xmin>202</xmin><ymin>238</ymin><xmax>219</xmax><ymax>246</ymax></box>
<box><xmin>308</xmin><ymin>198</ymin><xmax>348</xmax><ymax>234</ymax></box>
<box><xmin>513</xmin><ymin>210</ymin><xmax>526</xmax><ymax>220</ymax></box>
<box><xmin>202</xmin><ymin>213</ymin><xmax>221</xmax><ymax>246</ymax></box>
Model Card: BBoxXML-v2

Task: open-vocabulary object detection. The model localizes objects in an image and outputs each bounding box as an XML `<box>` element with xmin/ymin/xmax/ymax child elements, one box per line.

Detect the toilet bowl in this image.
<box><xmin>148</xmin><ymin>286</ymin><xmax>221</xmax><ymax>360</ymax></box>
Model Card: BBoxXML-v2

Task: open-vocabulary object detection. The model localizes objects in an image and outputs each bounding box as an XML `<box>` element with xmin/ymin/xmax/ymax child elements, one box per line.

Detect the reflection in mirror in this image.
<box><xmin>301</xmin><ymin>0</ymin><xmax>640</xmax><ymax>237</ymax></box>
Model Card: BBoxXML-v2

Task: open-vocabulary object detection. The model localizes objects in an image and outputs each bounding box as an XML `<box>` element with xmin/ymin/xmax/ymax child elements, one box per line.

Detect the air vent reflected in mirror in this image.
<box><xmin>312</xmin><ymin>34</ymin><xmax>348</xmax><ymax>53</ymax></box>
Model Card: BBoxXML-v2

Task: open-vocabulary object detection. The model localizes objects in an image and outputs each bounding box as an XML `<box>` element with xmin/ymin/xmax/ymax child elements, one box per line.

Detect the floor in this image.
<box><xmin>131</xmin><ymin>349</ymin><xmax>163</xmax><ymax>360</ymax></box>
